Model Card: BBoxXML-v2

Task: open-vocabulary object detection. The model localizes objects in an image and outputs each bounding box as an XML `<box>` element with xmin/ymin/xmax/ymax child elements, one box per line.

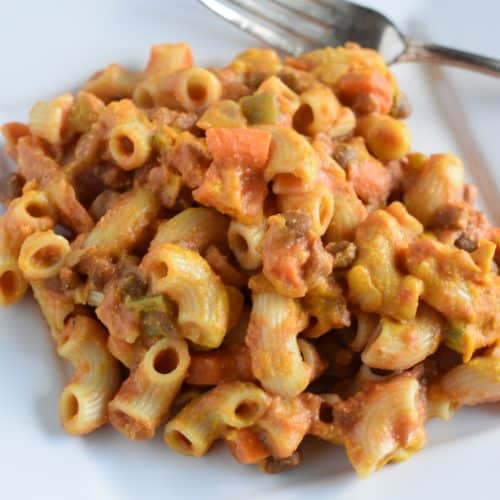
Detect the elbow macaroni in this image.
<box><xmin>361</xmin><ymin>305</ymin><xmax>443</xmax><ymax>371</ymax></box>
<box><xmin>109</xmin><ymin>336</ymin><xmax>190</xmax><ymax>439</ymax></box>
<box><xmin>246</xmin><ymin>290</ymin><xmax>311</xmax><ymax>398</ymax></box>
<box><xmin>164</xmin><ymin>381</ymin><xmax>271</xmax><ymax>456</ymax></box>
<box><xmin>227</xmin><ymin>219</ymin><xmax>265</xmax><ymax>270</ymax></box>
<box><xmin>347</xmin><ymin>202</ymin><xmax>424</xmax><ymax>321</ymax></box>
<box><xmin>18</xmin><ymin>230</ymin><xmax>70</xmax><ymax>281</ymax></box>
<box><xmin>58</xmin><ymin>315</ymin><xmax>121</xmax><ymax>435</ymax></box>
<box><xmin>334</xmin><ymin>373</ymin><xmax>427</xmax><ymax>477</ymax></box>
<box><xmin>141</xmin><ymin>243</ymin><xmax>230</xmax><ymax>348</ymax></box>
<box><xmin>29</xmin><ymin>93</ymin><xmax>74</xmax><ymax>145</ymax></box>
<box><xmin>262</xmin><ymin>125</ymin><xmax>319</xmax><ymax>194</ymax></box>
<box><xmin>150</xmin><ymin>207</ymin><xmax>229</xmax><ymax>253</ymax></box>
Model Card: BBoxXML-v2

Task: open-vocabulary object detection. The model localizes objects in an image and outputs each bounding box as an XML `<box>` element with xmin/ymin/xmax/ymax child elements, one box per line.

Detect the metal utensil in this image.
<box><xmin>199</xmin><ymin>0</ymin><xmax>500</xmax><ymax>77</ymax></box>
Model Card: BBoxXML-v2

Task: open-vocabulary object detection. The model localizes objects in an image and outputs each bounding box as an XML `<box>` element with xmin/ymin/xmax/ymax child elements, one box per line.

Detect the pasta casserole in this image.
<box><xmin>1</xmin><ymin>41</ymin><xmax>499</xmax><ymax>478</ymax></box>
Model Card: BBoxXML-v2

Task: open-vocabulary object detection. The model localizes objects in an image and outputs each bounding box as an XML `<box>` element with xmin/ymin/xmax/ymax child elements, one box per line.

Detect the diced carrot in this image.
<box><xmin>336</xmin><ymin>70</ymin><xmax>393</xmax><ymax>115</ymax></box>
<box><xmin>187</xmin><ymin>344</ymin><xmax>254</xmax><ymax>385</ymax></box>
<box><xmin>347</xmin><ymin>158</ymin><xmax>392</xmax><ymax>208</ymax></box>
<box><xmin>225</xmin><ymin>428</ymin><xmax>270</xmax><ymax>464</ymax></box>
<box><xmin>206</xmin><ymin>127</ymin><xmax>271</xmax><ymax>170</ymax></box>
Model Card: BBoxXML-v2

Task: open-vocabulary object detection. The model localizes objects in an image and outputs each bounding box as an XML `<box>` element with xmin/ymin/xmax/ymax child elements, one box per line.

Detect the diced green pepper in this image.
<box><xmin>121</xmin><ymin>274</ymin><xmax>148</xmax><ymax>300</ymax></box>
<box><xmin>444</xmin><ymin>323</ymin><xmax>467</xmax><ymax>354</ymax></box>
<box><xmin>240</xmin><ymin>93</ymin><xmax>278</xmax><ymax>125</ymax></box>
<box><xmin>125</xmin><ymin>294</ymin><xmax>169</xmax><ymax>314</ymax></box>
<box><xmin>142</xmin><ymin>309</ymin><xmax>177</xmax><ymax>337</ymax></box>
<box><xmin>125</xmin><ymin>293</ymin><xmax>178</xmax><ymax>337</ymax></box>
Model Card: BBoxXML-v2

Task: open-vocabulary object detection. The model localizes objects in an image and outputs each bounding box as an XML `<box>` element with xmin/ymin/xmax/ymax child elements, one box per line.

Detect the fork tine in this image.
<box><xmin>313</xmin><ymin>0</ymin><xmax>351</xmax><ymax>14</ymax></box>
<box><xmin>227</xmin><ymin>0</ymin><xmax>329</xmax><ymax>46</ymax></box>
<box><xmin>270</xmin><ymin>0</ymin><xmax>343</xmax><ymax>28</ymax></box>
<box><xmin>198</xmin><ymin>0</ymin><xmax>309</xmax><ymax>55</ymax></box>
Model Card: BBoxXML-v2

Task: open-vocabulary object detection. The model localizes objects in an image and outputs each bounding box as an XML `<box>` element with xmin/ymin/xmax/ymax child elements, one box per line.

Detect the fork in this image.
<box><xmin>198</xmin><ymin>0</ymin><xmax>500</xmax><ymax>77</ymax></box>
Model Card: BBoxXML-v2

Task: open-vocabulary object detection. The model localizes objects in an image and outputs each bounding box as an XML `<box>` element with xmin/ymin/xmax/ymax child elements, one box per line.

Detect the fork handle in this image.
<box><xmin>398</xmin><ymin>39</ymin><xmax>500</xmax><ymax>77</ymax></box>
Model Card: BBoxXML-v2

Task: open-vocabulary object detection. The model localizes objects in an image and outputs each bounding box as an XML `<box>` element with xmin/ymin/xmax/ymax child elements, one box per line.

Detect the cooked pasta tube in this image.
<box><xmin>108</xmin><ymin>121</ymin><xmax>153</xmax><ymax>170</ymax></box>
<box><xmin>227</xmin><ymin>219</ymin><xmax>265</xmax><ymax>271</ymax></box>
<box><xmin>356</xmin><ymin>113</ymin><xmax>411</xmax><ymax>161</ymax></box>
<box><xmin>428</xmin><ymin>355</ymin><xmax>500</xmax><ymax>407</ymax></box>
<box><xmin>246</xmin><ymin>291</ymin><xmax>311</xmax><ymax>398</ymax></box>
<box><xmin>350</xmin><ymin>312</ymin><xmax>379</xmax><ymax>352</ymax></box>
<box><xmin>57</xmin><ymin>315</ymin><xmax>121</xmax><ymax>435</ymax></box>
<box><xmin>144</xmin><ymin>42</ymin><xmax>193</xmax><ymax>76</ymax></box>
<box><xmin>328</xmin><ymin>106</ymin><xmax>356</xmax><ymax>139</ymax></box>
<box><xmin>404</xmin><ymin>154</ymin><xmax>464</xmax><ymax>227</ymax></box>
<box><xmin>301</xmin><ymin>277</ymin><xmax>350</xmax><ymax>337</ymax></box>
<box><xmin>141</xmin><ymin>243</ymin><xmax>229</xmax><ymax>348</ymax></box>
<box><xmin>334</xmin><ymin>373</ymin><xmax>427</xmax><ymax>477</ymax></box>
<box><xmin>229</xmin><ymin>48</ymin><xmax>281</xmax><ymax>82</ymax></box>
<box><xmin>18</xmin><ymin>230</ymin><xmax>70</xmax><ymax>281</ymax></box>
<box><xmin>81</xmin><ymin>188</ymin><xmax>159</xmax><ymax>259</ymax></box>
<box><xmin>83</xmin><ymin>64</ymin><xmax>141</xmax><ymax>103</ymax></box>
<box><xmin>293</xmin><ymin>84</ymin><xmax>340</xmax><ymax>136</ymax></box>
<box><xmin>31</xmin><ymin>281</ymin><xmax>75</xmax><ymax>340</ymax></box>
<box><xmin>109</xmin><ymin>336</ymin><xmax>190</xmax><ymax>440</ymax></box>
<box><xmin>0</xmin><ymin>218</ymin><xmax>27</xmax><ymax>305</ymax></box>
<box><xmin>4</xmin><ymin>190</ymin><xmax>56</xmax><ymax>249</ymax></box>
<box><xmin>302</xmin><ymin>393</ymin><xmax>343</xmax><ymax>445</ymax></box>
<box><xmin>161</xmin><ymin>67</ymin><xmax>222</xmax><ymax>112</ymax></box>
<box><xmin>318</xmin><ymin>151</ymin><xmax>367</xmax><ymax>243</ymax></box>
<box><xmin>150</xmin><ymin>207</ymin><xmax>229</xmax><ymax>253</ymax></box>
<box><xmin>197</xmin><ymin>99</ymin><xmax>247</xmax><ymax>130</ymax></box>
<box><xmin>164</xmin><ymin>381</ymin><xmax>271</xmax><ymax>457</ymax></box>
<box><xmin>0</xmin><ymin>189</ymin><xmax>58</xmax><ymax>304</ymax></box>
<box><xmin>277</xmin><ymin>183</ymin><xmax>334</xmax><ymax>236</ymax></box>
<box><xmin>261</xmin><ymin>125</ymin><xmax>319</xmax><ymax>194</ymax></box>
<box><xmin>29</xmin><ymin>93</ymin><xmax>74</xmax><ymax>145</ymax></box>
<box><xmin>350</xmin><ymin>364</ymin><xmax>397</xmax><ymax>394</ymax></box>
<box><xmin>325</xmin><ymin>186</ymin><xmax>367</xmax><ymax>243</ymax></box>
<box><xmin>361</xmin><ymin>305</ymin><xmax>443</xmax><ymax>371</ymax></box>
<box><xmin>98</xmin><ymin>99</ymin><xmax>154</xmax><ymax>170</ymax></box>
<box><xmin>67</xmin><ymin>91</ymin><xmax>105</xmax><ymax>135</ymax></box>
<box><xmin>347</xmin><ymin>202</ymin><xmax>424</xmax><ymax>321</ymax></box>
<box><xmin>251</xmin><ymin>76</ymin><xmax>300</xmax><ymax>126</ymax></box>
<box><xmin>133</xmin><ymin>44</ymin><xmax>194</xmax><ymax>107</ymax></box>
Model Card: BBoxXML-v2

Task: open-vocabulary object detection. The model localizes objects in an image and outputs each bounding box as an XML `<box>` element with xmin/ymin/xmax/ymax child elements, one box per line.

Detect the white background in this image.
<box><xmin>0</xmin><ymin>1</ymin><xmax>498</xmax><ymax>499</ymax></box>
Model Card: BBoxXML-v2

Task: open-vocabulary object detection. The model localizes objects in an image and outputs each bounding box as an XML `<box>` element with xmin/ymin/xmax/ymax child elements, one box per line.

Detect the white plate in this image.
<box><xmin>1</xmin><ymin>1</ymin><xmax>499</xmax><ymax>499</ymax></box>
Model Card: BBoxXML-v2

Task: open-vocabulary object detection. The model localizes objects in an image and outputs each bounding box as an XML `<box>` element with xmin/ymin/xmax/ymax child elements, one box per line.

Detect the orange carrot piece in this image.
<box><xmin>206</xmin><ymin>127</ymin><xmax>271</xmax><ymax>170</ymax></box>
<box><xmin>347</xmin><ymin>158</ymin><xmax>392</xmax><ymax>208</ymax></box>
<box><xmin>336</xmin><ymin>70</ymin><xmax>393</xmax><ymax>115</ymax></box>
<box><xmin>187</xmin><ymin>344</ymin><xmax>255</xmax><ymax>385</ymax></box>
<box><xmin>225</xmin><ymin>428</ymin><xmax>270</xmax><ymax>464</ymax></box>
